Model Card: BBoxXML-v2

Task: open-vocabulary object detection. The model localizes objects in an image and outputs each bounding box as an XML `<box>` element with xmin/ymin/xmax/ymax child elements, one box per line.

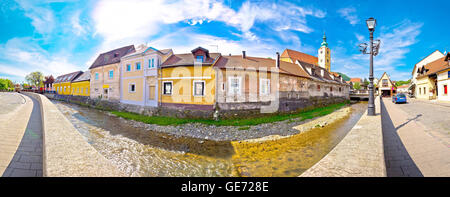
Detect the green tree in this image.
<box><xmin>353</xmin><ymin>82</ymin><xmax>361</xmax><ymax>90</ymax></box>
<box><xmin>25</xmin><ymin>71</ymin><xmax>44</xmax><ymax>88</ymax></box>
<box><xmin>0</xmin><ymin>78</ymin><xmax>14</xmax><ymax>91</ymax></box>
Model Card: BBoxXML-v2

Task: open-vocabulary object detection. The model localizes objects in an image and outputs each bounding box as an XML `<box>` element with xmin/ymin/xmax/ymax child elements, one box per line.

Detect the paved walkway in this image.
<box><xmin>1</xmin><ymin>95</ymin><xmax>43</xmax><ymax>177</ymax></box>
<box><xmin>381</xmin><ymin>98</ymin><xmax>450</xmax><ymax>177</ymax></box>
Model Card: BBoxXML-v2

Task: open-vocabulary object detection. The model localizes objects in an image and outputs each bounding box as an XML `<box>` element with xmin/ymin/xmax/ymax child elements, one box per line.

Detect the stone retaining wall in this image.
<box><xmin>300</xmin><ymin>96</ymin><xmax>386</xmax><ymax>177</ymax></box>
<box><xmin>24</xmin><ymin>92</ymin><xmax>124</xmax><ymax>177</ymax></box>
<box><xmin>45</xmin><ymin>93</ymin><xmax>348</xmax><ymax>120</ymax></box>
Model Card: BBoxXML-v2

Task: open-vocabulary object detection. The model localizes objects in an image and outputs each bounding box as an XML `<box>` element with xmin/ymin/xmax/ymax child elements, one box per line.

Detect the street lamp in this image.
<box><xmin>359</xmin><ymin>17</ymin><xmax>381</xmax><ymax>116</ymax></box>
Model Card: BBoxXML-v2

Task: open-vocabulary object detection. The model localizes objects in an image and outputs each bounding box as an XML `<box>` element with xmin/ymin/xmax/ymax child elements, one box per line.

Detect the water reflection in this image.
<box><xmin>53</xmin><ymin>100</ymin><xmax>367</xmax><ymax>177</ymax></box>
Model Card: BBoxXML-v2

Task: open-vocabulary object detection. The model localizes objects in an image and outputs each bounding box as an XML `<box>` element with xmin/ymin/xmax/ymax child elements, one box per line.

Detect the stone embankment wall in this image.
<box><xmin>46</xmin><ymin>93</ymin><xmax>348</xmax><ymax>120</ymax></box>
<box><xmin>300</xmin><ymin>96</ymin><xmax>386</xmax><ymax>177</ymax></box>
<box><xmin>23</xmin><ymin>92</ymin><xmax>124</xmax><ymax>177</ymax></box>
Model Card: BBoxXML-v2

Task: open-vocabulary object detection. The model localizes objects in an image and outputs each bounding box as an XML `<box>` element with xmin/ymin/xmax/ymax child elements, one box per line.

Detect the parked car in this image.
<box><xmin>392</xmin><ymin>93</ymin><xmax>407</xmax><ymax>104</ymax></box>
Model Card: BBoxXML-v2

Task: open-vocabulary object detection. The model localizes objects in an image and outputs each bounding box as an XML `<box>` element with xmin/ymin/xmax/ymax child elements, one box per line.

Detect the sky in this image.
<box><xmin>0</xmin><ymin>0</ymin><xmax>449</xmax><ymax>83</ymax></box>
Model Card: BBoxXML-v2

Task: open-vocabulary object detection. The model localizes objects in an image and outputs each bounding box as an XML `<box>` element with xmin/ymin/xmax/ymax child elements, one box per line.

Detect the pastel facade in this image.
<box><xmin>89</xmin><ymin>45</ymin><xmax>135</xmax><ymax>102</ymax></box>
<box><xmin>415</xmin><ymin>52</ymin><xmax>450</xmax><ymax>101</ymax></box>
<box><xmin>71</xmin><ymin>71</ymin><xmax>90</xmax><ymax>97</ymax></box>
<box><xmin>53</xmin><ymin>71</ymin><xmax>83</xmax><ymax>95</ymax></box>
<box><xmin>120</xmin><ymin>45</ymin><xmax>173</xmax><ymax>107</ymax></box>
<box><xmin>377</xmin><ymin>72</ymin><xmax>396</xmax><ymax>97</ymax></box>
<box><xmin>411</xmin><ymin>50</ymin><xmax>444</xmax><ymax>97</ymax></box>
<box><xmin>160</xmin><ymin>47</ymin><xmax>220</xmax><ymax>110</ymax></box>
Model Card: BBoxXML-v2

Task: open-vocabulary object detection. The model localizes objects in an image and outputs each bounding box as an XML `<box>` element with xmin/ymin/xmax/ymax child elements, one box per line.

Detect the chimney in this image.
<box><xmin>276</xmin><ymin>52</ymin><xmax>280</xmax><ymax>68</ymax></box>
<box><xmin>242</xmin><ymin>51</ymin><xmax>246</xmax><ymax>59</ymax></box>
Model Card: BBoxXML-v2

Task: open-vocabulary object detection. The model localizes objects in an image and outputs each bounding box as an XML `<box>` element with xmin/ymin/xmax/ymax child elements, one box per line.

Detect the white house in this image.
<box><xmin>411</xmin><ymin>50</ymin><xmax>445</xmax><ymax>97</ymax></box>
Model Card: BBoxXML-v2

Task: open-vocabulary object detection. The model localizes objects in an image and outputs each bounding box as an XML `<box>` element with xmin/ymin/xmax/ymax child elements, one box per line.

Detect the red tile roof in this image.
<box><xmin>350</xmin><ymin>78</ymin><xmax>362</xmax><ymax>83</ymax></box>
<box><xmin>281</xmin><ymin>49</ymin><xmax>318</xmax><ymax>65</ymax></box>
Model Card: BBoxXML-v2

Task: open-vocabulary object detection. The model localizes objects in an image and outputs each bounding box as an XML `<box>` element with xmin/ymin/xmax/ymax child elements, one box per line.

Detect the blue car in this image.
<box><xmin>392</xmin><ymin>93</ymin><xmax>407</xmax><ymax>104</ymax></box>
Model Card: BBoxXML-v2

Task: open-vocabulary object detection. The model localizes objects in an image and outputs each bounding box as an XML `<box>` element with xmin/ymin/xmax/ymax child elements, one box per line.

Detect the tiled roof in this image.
<box><xmin>214</xmin><ymin>55</ymin><xmax>310</xmax><ymax>78</ymax></box>
<box><xmin>54</xmin><ymin>71</ymin><xmax>83</xmax><ymax>83</ymax></box>
<box><xmin>281</xmin><ymin>49</ymin><xmax>318</xmax><ymax>65</ymax></box>
<box><xmin>72</xmin><ymin>71</ymin><xmax>90</xmax><ymax>82</ymax></box>
<box><xmin>89</xmin><ymin>45</ymin><xmax>136</xmax><ymax>69</ymax></box>
<box><xmin>296</xmin><ymin>60</ymin><xmax>344</xmax><ymax>84</ymax></box>
<box><xmin>161</xmin><ymin>53</ymin><xmax>221</xmax><ymax>67</ymax></box>
<box><xmin>122</xmin><ymin>45</ymin><xmax>172</xmax><ymax>59</ymax></box>
<box><xmin>417</xmin><ymin>56</ymin><xmax>450</xmax><ymax>79</ymax></box>
<box><xmin>350</xmin><ymin>78</ymin><xmax>362</xmax><ymax>83</ymax></box>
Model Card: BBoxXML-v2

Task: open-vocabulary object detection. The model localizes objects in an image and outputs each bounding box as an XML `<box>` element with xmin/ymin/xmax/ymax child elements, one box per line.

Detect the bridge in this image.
<box><xmin>349</xmin><ymin>90</ymin><xmax>372</xmax><ymax>100</ymax></box>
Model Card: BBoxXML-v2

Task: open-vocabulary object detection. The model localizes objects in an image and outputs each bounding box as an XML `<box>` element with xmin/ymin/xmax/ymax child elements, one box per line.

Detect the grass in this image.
<box><xmin>110</xmin><ymin>101</ymin><xmax>349</xmax><ymax>127</ymax></box>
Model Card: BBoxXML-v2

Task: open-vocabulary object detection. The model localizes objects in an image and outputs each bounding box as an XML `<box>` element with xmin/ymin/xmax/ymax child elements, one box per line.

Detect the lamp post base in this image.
<box><xmin>367</xmin><ymin>106</ymin><xmax>376</xmax><ymax>116</ymax></box>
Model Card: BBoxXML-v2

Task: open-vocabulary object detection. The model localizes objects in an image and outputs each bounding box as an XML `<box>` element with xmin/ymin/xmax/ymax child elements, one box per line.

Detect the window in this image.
<box><xmin>444</xmin><ymin>85</ymin><xmax>448</xmax><ymax>95</ymax></box>
<box><xmin>80</xmin><ymin>88</ymin><xmax>83</xmax><ymax>94</ymax></box>
<box><xmin>228</xmin><ymin>77</ymin><xmax>241</xmax><ymax>95</ymax></box>
<box><xmin>196</xmin><ymin>55</ymin><xmax>204</xmax><ymax>63</ymax></box>
<box><xmin>152</xmin><ymin>59</ymin><xmax>155</xmax><ymax>68</ymax></box>
<box><xmin>448</xmin><ymin>71</ymin><xmax>450</xmax><ymax>78</ymax></box>
<box><xmin>339</xmin><ymin>87</ymin><xmax>342</xmax><ymax>92</ymax></box>
<box><xmin>424</xmin><ymin>87</ymin><xmax>427</xmax><ymax>94</ymax></box>
<box><xmin>163</xmin><ymin>81</ymin><xmax>172</xmax><ymax>95</ymax></box>
<box><xmin>86</xmin><ymin>88</ymin><xmax>89</xmax><ymax>94</ymax></box>
<box><xmin>330</xmin><ymin>87</ymin><xmax>333</xmax><ymax>92</ymax></box>
<box><xmin>136</xmin><ymin>62</ymin><xmax>141</xmax><ymax>70</ymax></box>
<box><xmin>260</xmin><ymin>79</ymin><xmax>270</xmax><ymax>95</ymax></box>
<box><xmin>126</xmin><ymin>64</ymin><xmax>131</xmax><ymax>71</ymax></box>
<box><xmin>382</xmin><ymin>79</ymin><xmax>388</xmax><ymax>87</ymax></box>
<box><xmin>193</xmin><ymin>81</ymin><xmax>205</xmax><ymax>96</ymax></box>
<box><xmin>95</xmin><ymin>73</ymin><xmax>99</xmax><ymax>80</ymax></box>
<box><xmin>317</xmin><ymin>85</ymin><xmax>321</xmax><ymax>91</ymax></box>
<box><xmin>129</xmin><ymin>83</ymin><xmax>136</xmax><ymax>93</ymax></box>
<box><xmin>109</xmin><ymin>70</ymin><xmax>114</xmax><ymax>79</ymax></box>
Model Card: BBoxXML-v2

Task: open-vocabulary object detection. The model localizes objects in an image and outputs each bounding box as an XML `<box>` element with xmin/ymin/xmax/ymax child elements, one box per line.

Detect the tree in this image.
<box><xmin>0</xmin><ymin>78</ymin><xmax>14</xmax><ymax>91</ymax></box>
<box><xmin>353</xmin><ymin>82</ymin><xmax>361</xmax><ymax>90</ymax></box>
<box><xmin>25</xmin><ymin>71</ymin><xmax>44</xmax><ymax>88</ymax></box>
<box><xmin>363</xmin><ymin>78</ymin><xmax>369</xmax><ymax>86</ymax></box>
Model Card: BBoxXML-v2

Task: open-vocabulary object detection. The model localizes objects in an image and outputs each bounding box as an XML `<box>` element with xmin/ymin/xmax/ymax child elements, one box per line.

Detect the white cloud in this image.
<box><xmin>71</xmin><ymin>10</ymin><xmax>87</xmax><ymax>36</ymax></box>
<box><xmin>0</xmin><ymin>37</ymin><xmax>83</xmax><ymax>79</ymax></box>
<box><xmin>332</xmin><ymin>20</ymin><xmax>423</xmax><ymax>81</ymax></box>
<box><xmin>91</xmin><ymin>0</ymin><xmax>325</xmax><ymax>45</ymax></box>
<box><xmin>15</xmin><ymin>0</ymin><xmax>56</xmax><ymax>34</ymax></box>
<box><xmin>337</xmin><ymin>7</ymin><xmax>358</xmax><ymax>26</ymax></box>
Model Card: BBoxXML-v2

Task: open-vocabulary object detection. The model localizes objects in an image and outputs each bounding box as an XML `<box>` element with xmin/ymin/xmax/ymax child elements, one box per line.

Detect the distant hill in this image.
<box><xmin>337</xmin><ymin>72</ymin><xmax>351</xmax><ymax>81</ymax></box>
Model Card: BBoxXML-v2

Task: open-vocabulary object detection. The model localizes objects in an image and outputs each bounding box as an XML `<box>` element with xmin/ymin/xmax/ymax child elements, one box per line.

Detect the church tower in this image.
<box><xmin>318</xmin><ymin>32</ymin><xmax>331</xmax><ymax>72</ymax></box>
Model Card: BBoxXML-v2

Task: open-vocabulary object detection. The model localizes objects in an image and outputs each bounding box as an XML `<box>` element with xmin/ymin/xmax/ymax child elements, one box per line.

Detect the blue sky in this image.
<box><xmin>1</xmin><ymin>0</ymin><xmax>449</xmax><ymax>83</ymax></box>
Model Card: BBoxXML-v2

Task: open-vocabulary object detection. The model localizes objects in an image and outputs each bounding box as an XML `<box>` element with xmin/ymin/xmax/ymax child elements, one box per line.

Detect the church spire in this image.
<box><xmin>321</xmin><ymin>32</ymin><xmax>328</xmax><ymax>47</ymax></box>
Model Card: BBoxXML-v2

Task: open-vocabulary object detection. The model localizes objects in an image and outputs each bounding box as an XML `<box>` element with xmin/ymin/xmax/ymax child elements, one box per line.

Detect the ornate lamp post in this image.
<box><xmin>359</xmin><ymin>17</ymin><xmax>381</xmax><ymax>116</ymax></box>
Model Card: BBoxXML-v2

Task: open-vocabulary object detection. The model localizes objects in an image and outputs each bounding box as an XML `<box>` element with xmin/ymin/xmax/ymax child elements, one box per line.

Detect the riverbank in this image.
<box><xmin>101</xmin><ymin>102</ymin><xmax>349</xmax><ymax>141</ymax></box>
<box><xmin>51</xmin><ymin>99</ymin><xmax>367</xmax><ymax>176</ymax></box>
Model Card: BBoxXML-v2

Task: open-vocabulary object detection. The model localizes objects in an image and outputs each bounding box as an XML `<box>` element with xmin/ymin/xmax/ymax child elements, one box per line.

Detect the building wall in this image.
<box><xmin>378</xmin><ymin>73</ymin><xmax>395</xmax><ymax>96</ymax></box>
<box><xmin>160</xmin><ymin>65</ymin><xmax>216</xmax><ymax>107</ymax></box>
<box><xmin>318</xmin><ymin>47</ymin><xmax>331</xmax><ymax>72</ymax></box>
<box><xmin>54</xmin><ymin>82</ymin><xmax>72</xmax><ymax>95</ymax></box>
<box><xmin>416</xmin><ymin>77</ymin><xmax>434</xmax><ymax>100</ymax></box>
<box><xmin>412</xmin><ymin>51</ymin><xmax>444</xmax><ymax>96</ymax></box>
<box><xmin>71</xmin><ymin>81</ymin><xmax>90</xmax><ymax>97</ymax></box>
<box><xmin>437</xmin><ymin>70</ymin><xmax>450</xmax><ymax>101</ymax></box>
<box><xmin>120</xmin><ymin>52</ymin><xmax>164</xmax><ymax>107</ymax></box>
<box><xmin>90</xmin><ymin>63</ymin><xmax>120</xmax><ymax>101</ymax></box>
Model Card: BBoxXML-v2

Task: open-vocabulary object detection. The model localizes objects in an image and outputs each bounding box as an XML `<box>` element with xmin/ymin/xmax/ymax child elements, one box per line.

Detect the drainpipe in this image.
<box><xmin>276</xmin><ymin>52</ymin><xmax>280</xmax><ymax>68</ymax></box>
<box><xmin>242</xmin><ymin>51</ymin><xmax>246</xmax><ymax>59</ymax></box>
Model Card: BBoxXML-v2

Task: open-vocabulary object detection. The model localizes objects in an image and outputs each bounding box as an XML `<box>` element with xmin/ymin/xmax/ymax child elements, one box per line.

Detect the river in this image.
<box><xmin>52</xmin><ymin>100</ymin><xmax>367</xmax><ymax>177</ymax></box>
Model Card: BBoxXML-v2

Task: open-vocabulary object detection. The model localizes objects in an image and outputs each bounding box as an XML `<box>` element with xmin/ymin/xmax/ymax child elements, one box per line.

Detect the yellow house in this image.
<box><xmin>159</xmin><ymin>47</ymin><xmax>220</xmax><ymax>110</ymax></box>
<box><xmin>120</xmin><ymin>45</ymin><xmax>173</xmax><ymax>107</ymax></box>
<box><xmin>89</xmin><ymin>45</ymin><xmax>136</xmax><ymax>102</ymax></box>
<box><xmin>71</xmin><ymin>71</ymin><xmax>90</xmax><ymax>97</ymax></box>
<box><xmin>53</xmin><ymin>71</ymin><xmax>83</xmax><ymax>95</ymax></box>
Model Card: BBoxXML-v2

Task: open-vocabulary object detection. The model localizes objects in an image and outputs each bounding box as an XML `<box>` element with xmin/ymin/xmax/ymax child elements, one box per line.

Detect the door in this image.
<box><xmin>103</xmin><ymin>88</ymin><xmax>109</xmax><ymax>100</ymax></box>
<box><xmin>149</xmin><ymin>85</ymin><xmax>155</xmax><ymax>100</ymax></box>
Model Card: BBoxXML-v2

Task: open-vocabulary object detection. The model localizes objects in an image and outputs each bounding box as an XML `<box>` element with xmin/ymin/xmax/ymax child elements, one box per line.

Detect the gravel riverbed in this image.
<box><xmin>107</xmin><ymin>106</ymin><xmax>351</xmax><ymax>142</ymax></box>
